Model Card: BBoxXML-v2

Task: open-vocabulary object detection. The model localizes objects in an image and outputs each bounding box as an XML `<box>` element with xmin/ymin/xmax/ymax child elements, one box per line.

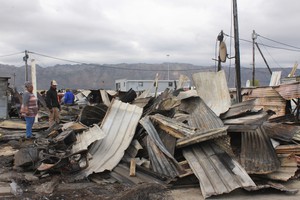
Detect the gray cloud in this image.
<box><xmin>0</xmin><ymin>0</ymin><xmax>300</xmax><ymax>69</ymax></box>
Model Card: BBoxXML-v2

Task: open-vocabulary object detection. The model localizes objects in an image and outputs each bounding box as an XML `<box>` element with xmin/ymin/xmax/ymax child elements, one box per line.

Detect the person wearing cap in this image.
<box><xmin>45</xmin><ymin>80</ymin><xmax>60</xmax><ymax>126</ymax></box>
<box><xmin>20</xmin><ymin>82</ymin><xmax>38</xmax><ymax>139</ymax></box>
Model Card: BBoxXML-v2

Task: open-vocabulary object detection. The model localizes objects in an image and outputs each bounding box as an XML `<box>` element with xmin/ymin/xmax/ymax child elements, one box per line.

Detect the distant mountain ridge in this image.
<box><xmin>0</xmin><ymin>63</ymin><xmax>297</xmax><ymax>91</ymax></box>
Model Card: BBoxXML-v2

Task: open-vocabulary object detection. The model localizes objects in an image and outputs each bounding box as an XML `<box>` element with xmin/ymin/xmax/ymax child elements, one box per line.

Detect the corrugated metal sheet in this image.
<box><xmin>176</xmin><ymin>126</ymin><xmax>228</xmax><ymax>149</ymax></box>
<box><xmin>179</xmin><ymin>97</ymin><xmax>224</xmax><ymax>130</ymax></box>
<box><xmin>192</xmin><ymin>70</ymin><xmax>231</xmax><ymax>116</ymax></box>
<box><xmin>71</xmin><ymin>124</ymin><xmax>106</xmax><ymax>154</ymax></box>
<box><xmin>263</xmin><ymin>122</ymin><xmax>300</xmax><ymax>142</ymax></box>
<box><xmin>183</xmin><ymin>142</ymin><xmax>255</xmax><ymax>199</ymax></box>
<box><xmin>273</xmin><ymin>81</ymin><xmax>300</xmax><ymax>100</ymax></box>
<box><xmin>77</xmin><ymin>99</ymin><xmax>143</xmax><ymax>178</ymax></box>
<box><xmin>220</xmin><ymin>99</ymin><xmax>258</xmax><ymax>120</ymax></box>
<box><xmin>242</xmin><ymin>87</ymin><xmax>286</xmax><ymax>118</ymax></box>
<box><xmin>266</xmin><ymin>154</ymin><xmax>298</xmax><ymax>181</ymax></box>
<box><xmin>240</xmin><ymin>126</ymin><xmax>280</xmax><ymax>174</ymax></box>
<box><xmin>110</xmin><ymin>163</ymin><xmax>171</xmax><ymax>185</ymax></box>
<box><xmin>140</xmin><ymin>116</ymin><xmax>182</xmax><ymax>178</ymax></box>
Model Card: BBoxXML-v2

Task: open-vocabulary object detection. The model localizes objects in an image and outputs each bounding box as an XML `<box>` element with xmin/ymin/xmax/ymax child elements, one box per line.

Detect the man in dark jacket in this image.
<box><xmin>45</xmin><ymin>80</ymin><xmax>60</xmax><ymax>126</ymax></box>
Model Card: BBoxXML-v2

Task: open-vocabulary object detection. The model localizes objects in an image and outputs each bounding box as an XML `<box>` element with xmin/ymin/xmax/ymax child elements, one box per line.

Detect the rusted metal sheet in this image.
<box><xmin>146</xmin><ymin>136</ymin><xmax>180</xmax><ymax>178</ymax></box>
<box><xmin>192</xmin><ymin>70</ymin><xmax>231</xmax><ymax>116</ymax></box>
<box><xmin>240</xmin><ymin>126</ymin><xmax>280</xmax><ymax>174</ymax></box>
<box><xmin>273</xmin><ymin>81</ymin><xmax>300</xmax><ymax>100</ymax></box>
<box><xmin>220</xmin><ymin>99</ymin><xmax>259</xmax><ymax>120</ymax></box>
<box><xmin>176</xmin><ymin>126</ymin><xmax>228</xmax><ymax>149</ymax></box>
<box><xmin>263</xmin><ymin>122</ymin><xmax>300</xmax><ymax>142</ymax></box>
<box><xmin>179</xmin><ymin>97</ymin><xmax>224</xmax><ymax>130</ymax></box>
<box><xmin>140</xmin><ymin>116</ymin><xmax>183</xmax><ymax>178</ymax></box>
<box><xmin>150</xmin><ymin>114</ymin><xmax>196</xmax><ymax>139</ymax></box>
<box><xmin>183</xmin><ymin>142</ymin><xmax>255</xmax><ymax>199</ymax></box>
<box><xmin>266</xmin><ymin>154</ymin><xmax>298</xmax><ymax>181</ymax></box>
<box><xmin>223</xmin><ymin>111</ymin><xmax>270</xmax><ymax>132</ymax></box>
<box><xmin>276</xmin><ymin>144</ymin><xmax>300</xmax><ymax>155</ymax></box>
<box><xmin>77</xmin><ymin>99</ymin><xmax>143</xmax><ymax>178</ymax></box>
<box><xmin>242</xmin><ymin>87</ymin><xmax>286</xmax><ymax>118</ymax></box>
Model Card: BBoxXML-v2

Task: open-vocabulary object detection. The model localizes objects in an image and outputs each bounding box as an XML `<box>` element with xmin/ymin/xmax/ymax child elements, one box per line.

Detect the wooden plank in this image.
<box><xmin>129</xmin><ymin>159</ymin><xmax>136</xmax><ymax>177</ymax></box>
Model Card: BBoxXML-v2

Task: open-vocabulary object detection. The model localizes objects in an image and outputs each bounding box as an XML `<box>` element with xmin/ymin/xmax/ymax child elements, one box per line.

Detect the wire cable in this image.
<box><xmin>258</xmin><ymin>34</ymin><xmax>300</xmax><ymax>50</ymax></box>
<box><xmin>29</xmin><ymin>51</ymin><xmax>85</xmax><ymax>64</ymax></box>
<box><xmin>0</xmin><ymin>51</ymin><xmax>24</xmax><ymax>58</ymax></box>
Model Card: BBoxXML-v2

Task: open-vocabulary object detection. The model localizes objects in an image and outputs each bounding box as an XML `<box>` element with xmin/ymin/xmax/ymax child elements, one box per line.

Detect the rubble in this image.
<box><xmin>0</xmin><ymin>70</ymin><xmax>300</xmax><ymax>199</ymax></box>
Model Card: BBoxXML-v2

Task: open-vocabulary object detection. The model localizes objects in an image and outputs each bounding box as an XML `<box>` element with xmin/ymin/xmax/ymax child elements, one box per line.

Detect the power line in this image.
<box><xmin>28</xmin><ymin>50</ymin><xmax>205</xmax><ymax>72</ymax></box>
<box><xmin>29</xmin><ymin>51</ymin><xmax>85</xmax><ymax>64</ymax></box>
<box><xmin>0</xmin><ymin>51</ymin><xmax>24</xmax><ymax>58</ymax></box>
<box><xmin>223</xmin><ymin>32</ymin><xmax>300</xmax><ymax>52</ymax></box>
<box><xmin>258</xmin><ymin>34</ymin><xmax>300</xmax><ymax>50</ymax></box>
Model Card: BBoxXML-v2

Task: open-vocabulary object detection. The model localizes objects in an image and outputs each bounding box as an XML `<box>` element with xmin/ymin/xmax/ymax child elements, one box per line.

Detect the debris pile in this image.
<box><xmin>0</xmin><ymin>70</ymin><xmax>300</xmax><ymax>199</ymax></box>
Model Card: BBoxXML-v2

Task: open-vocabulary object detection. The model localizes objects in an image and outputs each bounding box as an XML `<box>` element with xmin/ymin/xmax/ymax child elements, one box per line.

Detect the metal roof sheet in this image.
<box><xmin>77</xmin><ymin>99</ymin><xmax>143</xmax><ymax>178</ymax></box>
<box><xmin>178</xmin><ymin>96</ymin><xmax>224</xmax><ymax>130</ymax></box>
<box><xmin>192</xmin><ymin>70</ymin><xmax>231</xmax><ymax>116</ymax></box>
<box><xmin>183</xmin><ymin>142</ymin><xmax>255</xmax><ymax>199</ymax></box>
<box><xmin>242</xmin><ymin>87</ymin><xmax>286</xmax><ymax>118</ymax></box>
<box><xmin>273</xmin><ymin>81</ymin><xmax>300</xmax><ymax>100</ymax></box>
<box><xmin>240</xmin><ymin>126</ymin><xmax>280</xmax><ymax>174</ymax></box>
<box><xmin>140</xmin><ymin>116</ymin><xmax>182</xmax><ymax>178</ymax></box>
<box><xmin>71</xmin><ymin>124</ymin><xmax>106</xmax><ymax>154</ymax></box>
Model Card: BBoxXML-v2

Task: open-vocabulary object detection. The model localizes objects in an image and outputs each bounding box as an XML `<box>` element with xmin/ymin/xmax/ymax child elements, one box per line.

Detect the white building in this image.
<box><xmin>0</xmin><ymin>77</ymin><xmax>10</xmax><ymax>119</ymax></box>
<box><xmin>115</xmin><ymin>79</ymin><xmax>190</xmax><ymax>94</ymax></box>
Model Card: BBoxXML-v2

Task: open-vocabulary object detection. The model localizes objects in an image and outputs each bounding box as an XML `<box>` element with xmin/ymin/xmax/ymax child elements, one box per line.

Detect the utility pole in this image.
<box><xmin>252</xmin><ymin>30</ymin><xmax>257</xmax><ymax>86</ymax></box>
<box><xmin>233</xmin><ymin>0</ymin><xmax>242</xmax><ymax>103</ymax></box>
<box><xmin>13</xmin><ymin>73</ymin><xmax>16</xmax><ymax>88</ymax></box>
<box><xmin>23</xmin><ymin>50</ymin><xmax>29</xmax><ymax>81</ymax></box>
<box><xmin>166</xmin><ymin>54</ymin><xmax>170</xmax><ymax>80</ymax></box>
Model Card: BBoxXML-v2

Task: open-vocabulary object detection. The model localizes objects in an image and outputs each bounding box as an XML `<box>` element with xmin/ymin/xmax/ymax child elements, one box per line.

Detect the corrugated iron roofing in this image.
<box><xmin>178</xmin><ymin>97</ymin><xmax>224</xmax><ymax>130</ymax></box>
<box><xmin>220</xmin><ymin>99</ymin><xmax>258</xmax><ymax>120</ymax></box>
<box><xmin>183</xmin><ymin>142</ymin><xmax>255</xmax><ymax>199</ymax></box>
<box><xmin>192</xmin><ymin>70</ymin><xmax>231</xmax><ymax>116</ymax></box>
<box><xmin>110</xmin><ymin>163</ymin><xmax>170</xmax><ymax>185</ymax></box>
<box><xmin>263</xmin><ymin>122</ymin><xmax>300</xmax><ymax>142</ymax></box>
<box><xmin>266</xmin><ymin>154</ymin><xmax>298</xmax><ymax>181</ymax></box>
<box><xmin>140</xmin><ymin>116</ymin><xmax>182</xmax><ymax>178</ymax></box>
<box><xmin>71</xmin><ymin>124</ymin><xmax>106</xmax><ymax>154</ymax></box>
<box><xmin>240</xmin><ymin>126</ymin><xmax>280</xmax><ymax>174</ymax></box>
<box><xmin>242</xmin><ymin>87</ymin><xmax>286</xmax><ymax>118</ymax></box>
<box><xmin>76</xmin><ymin>99</ymin><xmax>143</xmax><ymax>178</ymax></box>
<box><xmin>273</xmin><ymin>81</ymin><xmax>300</xmax><ymax>100</ymax></box>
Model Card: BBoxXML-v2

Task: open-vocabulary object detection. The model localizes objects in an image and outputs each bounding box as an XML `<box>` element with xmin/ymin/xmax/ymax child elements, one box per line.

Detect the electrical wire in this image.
<box><xmin>257</xmin><ymin>37</ymin><xmax>283</xmax><ymax>68</ymax></box>
<box><xmin>29</xmin><ymin>51</ymin><xmax>85</xmax><ymax>64</ymax></box>
<box><xmin>224</xmin><ymin>32</ymin><xmax>300</xmax><ymax>52</ymax></box>
<box><xmin>0</xmin><ymin>51</ymin><xmax>24</xmax><ymax>58</ymax></box>
<box><xmin>258</xmin><ymin>34</ymin><xmax>300</xmax><ymax>50</ymax></box>
<box><xmin>28</xmin><ymin>50</ymin><xmax>205</xmax><ymax>72</ymax></box>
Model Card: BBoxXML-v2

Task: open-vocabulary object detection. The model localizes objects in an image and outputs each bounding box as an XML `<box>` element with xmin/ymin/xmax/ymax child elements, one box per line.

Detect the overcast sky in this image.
<box><xmin>1</xmin><ymin>0</ymin><xmax>300</xmax><ymax>69</ymax></box>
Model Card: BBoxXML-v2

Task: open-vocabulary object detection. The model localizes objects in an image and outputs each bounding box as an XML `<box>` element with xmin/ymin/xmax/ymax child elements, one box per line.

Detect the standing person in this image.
<box><xmin>20</xmin><ymin>82</ymin><xmax>38</xmax><ymax>139</ymax></box>
<box><xmin>45</xmin><ymin>80</ymin><xmax>60</xmax><ymax>126</ymax></box>
<box><xmin>63</xmin><ymin>89</ymin><xmax>75</xmax><ymax>105</ymax></box>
